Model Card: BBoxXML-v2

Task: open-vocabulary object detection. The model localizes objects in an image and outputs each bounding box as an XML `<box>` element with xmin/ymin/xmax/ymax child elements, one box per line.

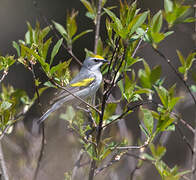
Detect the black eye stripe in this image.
<box><xmin>94</xmin><ymin>59</ymin><xmax>100</xmax><ymax>62</ymax></box>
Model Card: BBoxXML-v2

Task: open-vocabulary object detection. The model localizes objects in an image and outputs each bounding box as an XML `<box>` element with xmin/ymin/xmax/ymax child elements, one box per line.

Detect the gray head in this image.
<box><xmin>82</xmin><ymin>55</ymin><xmax>108</xmax><ymax>71</ymax></box>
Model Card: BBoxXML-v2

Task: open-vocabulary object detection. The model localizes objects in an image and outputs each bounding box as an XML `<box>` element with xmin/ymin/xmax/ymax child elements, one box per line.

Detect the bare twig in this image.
<box><xmin>102</xmin><ymin>101</ymin><xmax>149</xmax><ymax>129</ymax></box>
<box><xmin>72</xmin><ymin>150</ymin><xmax>84</xmax><ymax>180</ymax></box>
<box><xmin>32</xmin><ymin>0</ymin><xmax>82</xmax><ymax>66</ymax></box>
<box><xmin>116</xmin><ymin>139</ymin><xmax>150</xmax><ymax>150</ymax></box>
<box><xmin>176</xmin><ymin>125</ymin><xmax>194</xmax><ymax>154</ymax></box>
<box><xmin>33</xmin><ymin>124</ymin><xmax>45</xmax><ymax>180</ymax></box>
<box><xmin>95</xmin><ymin>152</ymin><xmax>126</xmax><ymax>176</ymax></box>
<box><xmin>153</xmin><ymin>47</ymin><xmax>196</xmax><ymax>106</ymax></box>
<box><xmin>94</xmin><ymin>0</ymin><xmax>103</xmax><ymax>54</ymax></box>
<box><xmin>0</xmin><ymin>71</ymin><xmax>8</xmax><ymax>83</ymax></box>
<box><xmin>106</xmin><ymin>37</ymin><xmax>120</xmax><ymax>78</ymax></box>
<box><xmin>178</xmin><ymin>118</ymin><xmax>194</xmax><ymax>134</ymax></box>
<box><xmin>89</xmin><ymin>41</ymin><xmax>128</xmax><ymax>179</ymax></box>
<box><xmin>0</xmin><ymin>142</ymin><xmax>9</xmax><ymax>180</ymax></box>
<box><xmin>30</xmin><ymin>62</ymin><xmax>40</xmax><ymax>104</ymax></box>
<box><xmin>132</xmin><ymin>28</ymin><xmax>148</xmax><ymax>58</ymax></box>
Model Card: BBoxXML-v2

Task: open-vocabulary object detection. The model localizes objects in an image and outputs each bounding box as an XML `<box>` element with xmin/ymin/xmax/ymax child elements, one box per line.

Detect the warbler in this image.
<box><xmin>37</xmin><ymin>55</ymin><xmax>108</xmax><ymax>124</ymax></box>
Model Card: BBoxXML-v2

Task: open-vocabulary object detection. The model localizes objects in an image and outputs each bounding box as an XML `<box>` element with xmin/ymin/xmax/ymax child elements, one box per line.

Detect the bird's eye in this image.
<box><xmin>94</xmin><ymin>59</ymin><xmax>99</xmax><ymax>62</ymax></box>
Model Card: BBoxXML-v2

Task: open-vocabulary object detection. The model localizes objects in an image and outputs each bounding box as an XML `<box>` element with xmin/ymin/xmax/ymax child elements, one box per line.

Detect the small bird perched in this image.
<box><xmin>37</xmin><ymin>55</ymin><xmax>108</xmax><ymax>124</ymax></box>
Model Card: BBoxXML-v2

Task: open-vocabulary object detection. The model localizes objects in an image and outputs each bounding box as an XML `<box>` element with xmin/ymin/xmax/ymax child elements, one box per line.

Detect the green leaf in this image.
<box><xmin>105</xmin><ymin>115</ymin><xmax>120</xmax><ymax>126</ymax></box>
<box><xmin>155</xmin><ymin>86</ymin><xmax>168</xmax><ymax>107</ymax></box>
<box><xmin>151</xmin><ymin>32</ymin><xmax>165</xmax><ymax>44</ymax></box>
<box><xmin>80</xmin><ymin>0</ymin><xmax>94</xmax><ymax>14</ymax></box>
<box><xmin>168</xmin><ymin>97</ymin><xmax>181</xmax><ymax>111</ymax></box>
<box><xmin>0</xmin><ymin>101</ymin><xmax>12</xmax><ymax>111</ymax></box>
<box><xmin>139</xmin><ymin>124</ymin><xmax>149</xmax><ymax>138</ymax></box>
<box><xmin>67</xmin><ymin>11</ymin><xmax>78</xmax><ymax>38</ymax></box>
<box><xmin>158</xmin><ymin>116</ymin><xmax>175</xmax><ymax>132</ymax></box>
<box><xmin>150</xmin><ymin>65</ymin><xmax>161</xmax><ymax>85</ymax></box>
<box><xmin>152</xmin><ymin>10</ymin><xmax>163</xmax><ymax>33</ymax></box>
<box><xmin>178</xmin><ymin>66</ymin><xmax>186</xmax><ymax>74</ymax></box>
<box><xmin>176</xmin><ymin>50</ymin><xmax>185</xmax><ymax>66</ymax></box>
<box><xmin>103</xmin><ymin>103</ymin><xmax>117</xmax><ymax>121</ymax></box>
<box><xmin>42</xmin><ymin>38</ymin><xmax>52</xmax><ymax>60</ymax></box>
<box><xmin>164</xmin><ymin>0</ymin><xmax>173</xmax><ymax>13</ymax></box>
<box><xmin>26</xmin><ymin>22</ymin><xmax>34</xmax><ymax>44</ymax></box>
<box><xmin>130</xmin><ymin>11</ymin><xmax>149</xmax><ymax>35</ymax></box>
<box><xmin>165</xmin><ymin>124</ymin><xmax>175</xmax><ymax>131</ymax></box>
<box><xmin>183</xmin><ymin>17</ymin><xmax>196</xmax><ymax>23</ymax></box>
<box><xmin>60</xmin><ymin>106</ymin><xmax>75</xmax><ymax>122</ymax></box>
<box><xmin>164</xmin><ymin>31</ymin><xmax>174</xmax><ymax>38</ymax></box>
<box><xmin>40</xmin><ymin>26</ymin><xmax>51</xmax><ymax>40</ymax></box>
<box><xmin>138</xmin><ymin>69</ymin><xmax>151</xmax><ymax>89</ymax></box>
<box><xmin>104</xmin><ymin>8</ymin><xmax>123</xmax><ymax>33</ymax></box>
<box><xmin>52</xmin><ymin>21</ymin><xmax>68</xmax><ymax>39</ymax></box>
<box><xmin>50</xmin><ymin>38</ymin><xmax>63</xmax><ymax>66</ymax></box>
<box><xmin>72</xmin><ymin>29</ymin><xmax>93</xmax><ymax>43</ymax></box>
<box><xmin>141</xmin><ymin>107</ymin><xmax>154</xmax><ymax>135</ymax></box>
<box><xmin>190</xmin><ymin>85</ymin><xmax>196</xmax><ymax>93</ymax></box>
<box><xmin>12</xmin><ymin>41</ymin><xmax>20</xmax><ymax>57</ymax></box>
<box><xmin>186</xmin><ymin>52</ymin><xmax>196</xmax><ymax>70</ymax></box>
<box><xmin>43</xmin><ymin>81</ymin><xmax>56</xmax><ymax>88</ymax></box>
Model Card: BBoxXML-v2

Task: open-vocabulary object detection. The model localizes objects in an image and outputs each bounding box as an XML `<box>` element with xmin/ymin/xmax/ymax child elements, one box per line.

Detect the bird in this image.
<box><xmin>37</xmin><ymin>55</ymin><xmax>108</xmax><ymax>124</ymax></box>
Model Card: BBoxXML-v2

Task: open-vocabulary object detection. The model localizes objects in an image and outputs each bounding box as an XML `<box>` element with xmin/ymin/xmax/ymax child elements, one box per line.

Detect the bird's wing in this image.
<box><xmin>38</xmin><ymin>72</ymin><xmax>96</xmax><ymax>124</ymax></box>
<box><xmin>52</xmin><ymin>71</ymin><xmax>96</xmax><ymax>103</ymax></box>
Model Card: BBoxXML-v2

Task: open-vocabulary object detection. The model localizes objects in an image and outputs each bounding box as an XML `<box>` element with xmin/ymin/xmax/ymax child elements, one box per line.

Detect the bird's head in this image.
<box><xmin>83</xmin><ymin>55</ymin><xmax>108</xmax><ymax>71</ymax></box>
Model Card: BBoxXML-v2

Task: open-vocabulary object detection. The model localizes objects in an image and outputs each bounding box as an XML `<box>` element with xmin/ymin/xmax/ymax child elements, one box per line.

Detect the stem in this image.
<box><xmin>88</xmin><ymin>0</ymin><xmax>104</xmax><ymax>178</ymax></box>
<box><xmin>0</xmin><ymin>142</ymin><xmax>9</xmax><ymax>180</ymax></box>
<box><xmin>0</xmin><ymin>71</ymin><xmax>8</xmax><ymax>83</ymax></box>
<box><xmin>192</xmin><ymin>4</ymin><xmax>196</xmax><ymax>179</ymax></box>
<box><xmin>30</xmin><ymin>62</ymin><xmax>40</xmax><ymax>104</ymax></box>
<box><xmin>94</xmin><ymin>0</ymin><xmax>102</xmax><ymax>54</ymax></box>
<box><xmin>33</xmin><ymin>124</ymin><xmax>45</xmax><ymax>180</ymax></box>
<box><xmin>32</xmin><ymin>0</ymin><xmax>82</xmax><ymax>66</ymax></box>
<box><xmin>153</xmin><ymin>47</ymin><xmax>196</xmax><ymax>106</ymax></box>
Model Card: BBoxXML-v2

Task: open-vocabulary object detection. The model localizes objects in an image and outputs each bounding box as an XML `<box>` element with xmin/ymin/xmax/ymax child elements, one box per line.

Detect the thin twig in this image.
<box><xmin>191</xmin><ymin>3</ymin><xmax>196</xmax><ymax>179</ymax></box>
<box><xmin>102</xmin><ymin>101</ymin><xmax>149</xmax><ymax>129</ymax></box>
<box><xmin>0</xmin><ymin>71</ymin><xmax>8</xmax><ymax>83</ymax></box>
<box><xmin>178</xmin><ymin>117</ymin><xmax>194</xmax><ymax>134</ymax></box>
<box><xmin>0</xmin><ymin>142</ymin><xmax>9</xmax><ymax>180</ymax></box>
<box><xmin>33</xmin><ymin>124</ymin><xmax>45</xmax><ymax>180</ymax></box>
<box><xmin>106</xmin><ymin>37</ymin><xmax>120</xmax><ymax>78</ymax></box>
<box><xmin>95</xmin><ymin>152</ymin><xmax>126</xmax><ymax>176</ymax></box>
<box><xmin>71</xmin><ymin>150</ymin><xmax>84</xmax><ymax>180</ymax></box>
<box><xmin>94</xmin><ymin>0</ymin><xmax>103</xmax><ymax>54</ymax></box>
<box><xmin>116</xmin><ymin>139</ymin><xmax>150</xmax><ymax>150</ymax></box>
<box><xmin>88</xmin><ymin>43</ymin><xmax>127</xmax><ymax>180</ymax></box>
<box><xmin>30</xmin><ymin>62</ymin><xmax>40</xmax><ymax>104</ymax></box>
<box><xmin>32</xmin><ymin>0</ymin><xmax>82</xmax><ymax>66</ymax></box>
<box><xmin>176</xmin><ymin>125</ymin><xmax>194</xmax><ymax>154</ymax></box>
<box><xmin>132</xmin><ymin>28</ymin><xmax>148</xmax><ymax>58</ymax></box>
<box><xmin>153</xmin><ymin>47</ymin><xmax>196</xmax><ymax>106</ymax></box>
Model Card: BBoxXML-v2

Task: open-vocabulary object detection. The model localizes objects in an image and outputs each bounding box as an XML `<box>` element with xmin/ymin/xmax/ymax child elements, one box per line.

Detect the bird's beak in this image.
<box><xmin>102</xmin><ymin>59</ymin><xmax>108</xmax><ymax>63</ymax></box>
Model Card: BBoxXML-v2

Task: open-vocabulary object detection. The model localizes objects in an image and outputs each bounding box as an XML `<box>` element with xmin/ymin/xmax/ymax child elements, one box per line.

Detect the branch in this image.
<box><xmin>116</xmin><ymin>138</ymin><xmax>150</xmax><ymax>150</ymax></box>
<box><xmin>191</xmin><ymin>3</ymin><xmax>196</xmax><ymax>180</ymax></box>
<box><xmin>0</xmin><ymin>142</ymin><xmax>9</xmax><ymax>180</ymax></box>
<box><xmin>32</xmin><ymin>0</ymin><xmax>82</xmax><ymax>66</ymax></box>
<box><xmin>152</xmin><ymin>47</ymin><xmax>196</xmax><ymax>106</ymax></box>
<box><xmin>94</xmin><ymin>0</ymin><xmax>103</xmax><ymax>54</ymax></box>
<box><xmin>0</xmin><ymin>71</ymin><xmax>8</xmax><ymax>83</ymax></box>
<box><xmin>33</xmin><ymin>124</ymin><xmax>45</xmax><ymax>180</ymax></box>
<box><xmin>29</xmin><ymin>62</ymin><xmax>40</xmax><ymax>104</ymax></box>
